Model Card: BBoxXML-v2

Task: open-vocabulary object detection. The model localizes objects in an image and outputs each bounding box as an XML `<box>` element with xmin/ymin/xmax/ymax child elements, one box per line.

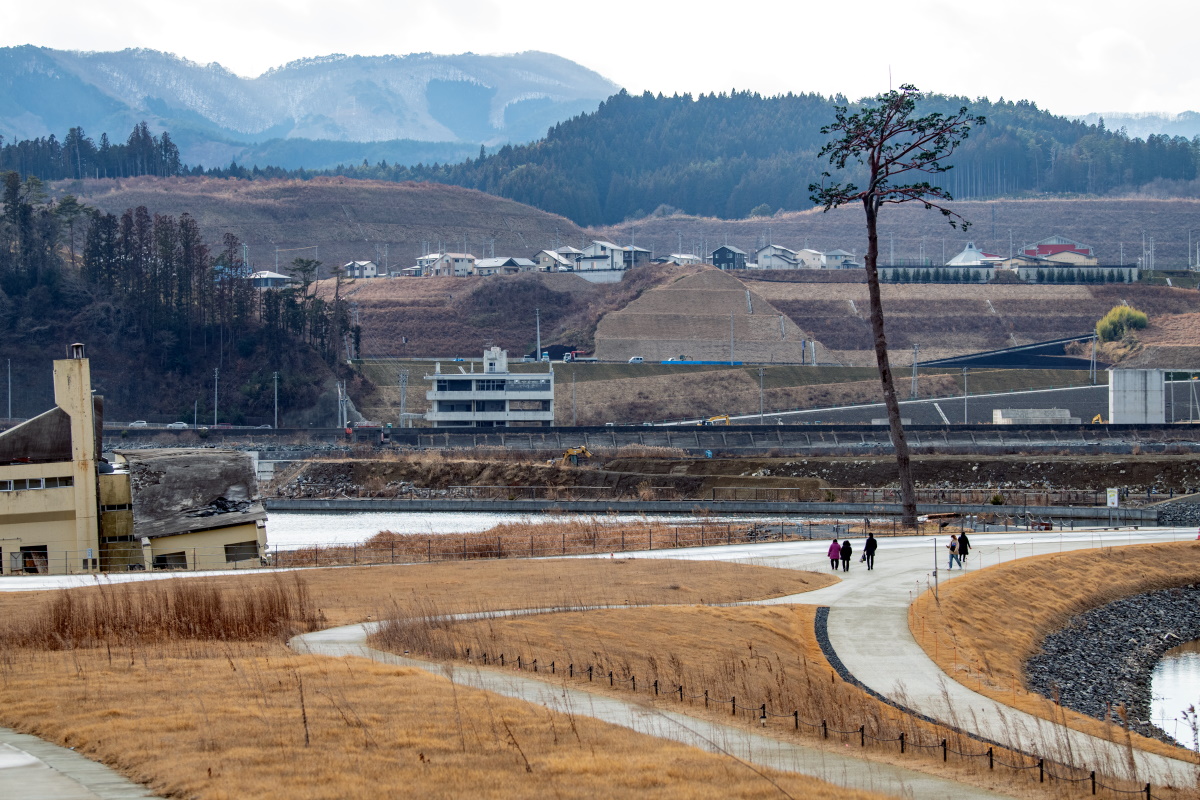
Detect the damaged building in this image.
<box><xmin>0</xmin><ymin>345</ymin><xmax>267</xmax><ymax>574</ymax></box>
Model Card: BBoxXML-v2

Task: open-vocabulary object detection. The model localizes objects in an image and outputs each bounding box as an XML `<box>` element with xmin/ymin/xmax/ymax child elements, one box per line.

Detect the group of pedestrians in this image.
<box><xmin>827</xmin><ymin>533</ymin><xmax>878</xmax><ymax>572</ymax></box>
<box><xmin>826</xmin><ymin>530</ymin><xmax>971</xmax><ymax>573</ymax></box>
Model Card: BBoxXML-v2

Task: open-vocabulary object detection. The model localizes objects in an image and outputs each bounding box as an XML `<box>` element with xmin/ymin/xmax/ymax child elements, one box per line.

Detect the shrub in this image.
<box><xmin>1096</xmin><ymin>305</ymin><xmax>1148</xmax><ymax>342</ymax></box>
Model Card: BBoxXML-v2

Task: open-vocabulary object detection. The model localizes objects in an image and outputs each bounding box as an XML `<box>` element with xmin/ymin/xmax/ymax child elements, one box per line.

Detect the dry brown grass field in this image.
<box><xmin>909</xmin><ymin>542</ymin><xmax>1200</xmax><ymax>763</ymax></box>
<box><xmin>374</xmin><ymin>603</ymin><xmax>1181</xmax><ymax>799</ymax></box>
<box><xmin>0</xmin><ymin>560</ymin><xmax>884</xmax><ymax>800</ymax></box>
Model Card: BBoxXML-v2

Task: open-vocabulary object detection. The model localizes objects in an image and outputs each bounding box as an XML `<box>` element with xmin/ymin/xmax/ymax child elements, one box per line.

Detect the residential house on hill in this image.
<box><xmin>755</xmin><ymin>244</ymin><xmax>801</xmax><ymax>270</ymax></box>
<box><xmin>475</xmin><ymin>257</ymin><xmax>537</xmax><ymax>276</ymax></box>
<box><xmin>344</xmin><ymin>260</ymin><xmax>378</xmax><ymax>279</ymax></box>
<box><xmin>823</xmin><ymin>249</ymin><xmax>860</xmax><ymax>269</ymax></box>
<box><xmin>534</xmin><ymin>250</ymin><xmax>573</xmax><ymax>271</ymax></box>
<box><xmin>797</xmin><ymin>249</ymin><xmax>826</xmax><ymax>268</ymax></box>
<box><xmin>430</xmin><ymin>253</ymin><xmax>477</xmax><ymax>277</ymax></box>
<box><xmin>711</xmin><ymin>245</ymin><xmax>747</xmax><ymax>270</ymax></box>
<box><xmin>250</xmin><ymin>271</ymin><xmax>298</xmax><ymax>289</ymax></box>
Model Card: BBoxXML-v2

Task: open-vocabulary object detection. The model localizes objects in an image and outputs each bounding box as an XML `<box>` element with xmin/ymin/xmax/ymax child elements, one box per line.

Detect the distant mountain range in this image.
<box><xmin>0</xmin><ymin>46</ymin><xmax>619</xmax><ymax>168</ymax></box>
<box><xmin>1073</xmin><ymin>112</ymin><xmax>1200</xmax><ymax>140</ymax></box>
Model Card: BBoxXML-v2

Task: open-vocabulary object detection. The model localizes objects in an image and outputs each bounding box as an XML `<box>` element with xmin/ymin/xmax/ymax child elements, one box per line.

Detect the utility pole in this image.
<box><xmin>273</xmin><ymin>371</ymin><xmax>279</xmax><ymax>429</ymax></box>
<box><xmin>193</xmin><ymin>400</ymin><xmax>197</xmax><ymax>429</ymax></box>
<box><xmin>572</xmin><ymin>372</ymin><xmax>577</xmax><ymax>426</ymax></box>
<box><xmin>535</xmin><ymin>308</ymin><xmax>541</xmax><ymax>360</ymax></box>
<box><xmin>910</xmin><ymin>344</ymin><xmax>919</xmax><ymax>399</ymax></box>
<box><xmin>213</xmin><ymin>368</ymin><xmax>219</xmax><ymax>426</ymax></box>
<box><xmin>759</xmin><ymin>367</ymin><xmax>765</xmax><ymax>422</ymax></box>
<box><xmin>962</xmin><ymin>368</ymin><xmax>968</xmax><ymax>424</ymax></box>
<box><xmin>398</xmin><ymin>370</ymin><xmax>409</xmax><ymax>428</ymax></box>
<box><xmin>6</xmin><ymin>359</ymin><xmax>9</xmax><ymax>420</ymax></box>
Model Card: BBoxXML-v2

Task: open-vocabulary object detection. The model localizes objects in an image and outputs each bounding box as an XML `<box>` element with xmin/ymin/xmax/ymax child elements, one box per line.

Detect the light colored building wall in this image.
<box><xmin>143</xmin><ymin>522</ymin><xmax>266</xmax><ymax>571</ymax></box>
<box><xmin>1108</xmin><ymin>369</ymin><xmax>1165</xmax><ymax>424</ymax></box>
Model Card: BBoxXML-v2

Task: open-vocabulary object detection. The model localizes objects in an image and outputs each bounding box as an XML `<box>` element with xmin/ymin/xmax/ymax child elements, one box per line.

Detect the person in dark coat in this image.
<box><xmin>840</xmin><ymin>539</ymin><xmax>853</xmax><ymax>572</ymax></box>
<box><xmin>863</xmin><ymin>533</ymin><xmax>878</xmax><ymax>570</ymax></box>
<box><xmin>827</xmin><ymin>537</ymin><xmax>841</xmax><ymax>571</ymax></box>
<box><xmin>957</xmin><ymin>531</ymin><xmax>971</xmax><ymax>564</ymax></box>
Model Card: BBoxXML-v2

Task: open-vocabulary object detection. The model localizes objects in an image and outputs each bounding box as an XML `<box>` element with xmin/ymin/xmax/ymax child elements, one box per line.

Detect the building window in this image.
<box><xmin>153</xmin><ymin>551</ymin><xmax>188</xmax><ymax>570</ymax></box>
<box><xmin>18</xmin><ymin>545</ymin><xmax>49</xmax><ymax>574</ymax></box>
<box><xmin>475</xmin><ymin>379</ymin><xmax>506</xmax><ymax>392</ymax></box>
<box><xmin>435</xmin><ymin>379</ymin><xmax>472</xmax><ymax>392</ymax></box>
<box><xmin>224</xmin><ymin>541</ymin><xmax>260</xmax><ymax>562</ymax></box>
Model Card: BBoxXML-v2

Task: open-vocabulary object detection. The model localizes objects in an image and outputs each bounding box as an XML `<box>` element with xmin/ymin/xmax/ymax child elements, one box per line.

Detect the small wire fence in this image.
<box><xmin>447</xmin><ymin>646</ymin><xmax>1167</xmax><ymax>799</ymax></box>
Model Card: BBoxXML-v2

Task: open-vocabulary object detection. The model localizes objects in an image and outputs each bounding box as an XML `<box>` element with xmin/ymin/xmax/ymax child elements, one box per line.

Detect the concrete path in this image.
<box><xmin>699</xmin><ymin>527</ymin><xmax>1200</xmax><ymax>789</ymax></box>
<box><xmin>292</xmin><ymin>622</ymin><xmax>1010</xmax><ymax>799</ymax></box>
<box><xmin>0</xmin><ymin>728</ymin><xmax>157</xmax><ymax>800</ymax></box>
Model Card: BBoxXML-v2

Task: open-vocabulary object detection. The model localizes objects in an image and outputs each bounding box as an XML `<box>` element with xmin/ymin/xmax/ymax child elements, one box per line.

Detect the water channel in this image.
<box><xmin>1152</xmin><ymin>640</ymin><xmax>1200</xmax><ymax>750</ymax></box>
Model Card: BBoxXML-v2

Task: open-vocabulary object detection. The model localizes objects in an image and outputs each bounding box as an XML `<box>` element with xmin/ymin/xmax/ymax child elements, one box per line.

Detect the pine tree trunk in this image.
<box><xmin>862</xmin><ymin>198</ymin><xmax>918</xmax><ymax>526</ymax></box>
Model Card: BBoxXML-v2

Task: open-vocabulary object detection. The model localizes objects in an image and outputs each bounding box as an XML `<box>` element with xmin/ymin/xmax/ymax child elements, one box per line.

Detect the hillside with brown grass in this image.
<box><xmin>52</xmin><ymin>176</ymin><xmax>587</xmax><ymax>277</ymax></box>
<box><xmin>1119</xmin><ymin>312</ymin><xmax>1200</xmax><ymax>368</ymax></box>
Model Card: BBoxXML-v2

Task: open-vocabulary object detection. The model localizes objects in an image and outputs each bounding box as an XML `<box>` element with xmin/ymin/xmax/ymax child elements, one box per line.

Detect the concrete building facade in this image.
<box><xmin>0</xmin><ymin>346</ymin><xmax>267</xmax><ymax>574</ymax></box>
<box><xmin>425</xmin><ymin>347</ymin><xmax>554</xmax><ymax>428</ymax></box>
<box><xmin>1108</xmin><ymin>369</ymin><xmax>1166</xmax><ymax>424</ymax></box>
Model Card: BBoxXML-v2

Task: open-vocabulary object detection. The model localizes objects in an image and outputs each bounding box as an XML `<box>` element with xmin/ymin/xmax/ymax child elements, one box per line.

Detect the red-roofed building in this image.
<box><xmin>1020</xmin><ymin>235</ymin><xmax>1097</xmax><ymax>265</ymax></box>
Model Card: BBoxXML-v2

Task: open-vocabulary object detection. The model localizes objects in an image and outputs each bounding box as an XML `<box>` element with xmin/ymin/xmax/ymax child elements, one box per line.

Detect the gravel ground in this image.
<box><xmin>1026</xmin><ymin>585</ymin><xmax>1200</xmax><ymax>742</ymax></box>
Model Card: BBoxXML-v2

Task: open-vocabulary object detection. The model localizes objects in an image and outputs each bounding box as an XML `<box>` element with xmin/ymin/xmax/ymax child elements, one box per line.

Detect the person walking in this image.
<box><xmin>863</xmin><ymin>532</ymin><xmax>878</xmax><ymax>570</ymax></box>
<box><xmin>840</xmin><ymin>539</ymin><xmax>853</xmax><ymax>572</ymax></box>
<box><xmin>947</xmin><ymin>534</ymin><xmax>962</xmax><ymax>569</ymax></box>
<box><xmin>827</xmin><ymin>537</ymin><xmax>841</xmax><ymax>571</ymax></box>
<box><xmin>957</xmin><ymin>531</ymin><xmax>971</xmax><ymax>565</ymax></box>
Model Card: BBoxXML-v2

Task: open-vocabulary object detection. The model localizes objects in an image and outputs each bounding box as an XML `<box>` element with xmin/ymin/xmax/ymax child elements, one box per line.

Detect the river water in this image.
<box><xmin>1152</xmin><ymin>640</ymin><xmax>1200</xmax><ymax>749</ymax></box>
<box><xmin>265</xmin><ymin>510</ymin><xmax>805</xmax><ymax>549</ymax></box>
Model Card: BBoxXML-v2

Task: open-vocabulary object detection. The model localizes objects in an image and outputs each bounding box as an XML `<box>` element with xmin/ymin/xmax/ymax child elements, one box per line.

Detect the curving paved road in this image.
<box><xmin>619</xmin><ymin>526</ymin><xmax>1200</xmax><ymax>788</ymax></box>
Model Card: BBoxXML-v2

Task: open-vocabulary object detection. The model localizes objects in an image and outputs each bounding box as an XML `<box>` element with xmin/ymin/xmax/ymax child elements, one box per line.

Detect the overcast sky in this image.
<box><xmin>7</xmin><ymin>0</ymin><xmax>1195</xmax><ymax>117</ymax></box>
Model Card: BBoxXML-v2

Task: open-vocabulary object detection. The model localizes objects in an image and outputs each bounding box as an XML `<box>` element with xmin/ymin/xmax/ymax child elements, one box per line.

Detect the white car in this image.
<box><xmin>166</xmin><ymin>422</ymin><xmax>188</xmax><ymax>429</ymax></box>
<box><xmin>129</xmin><ymin>420</ymin><xmax>148</xmax><ymax>428</ymax></box>
<box><xmin>628</xmin><ymin>356</ymin><xmax>644</xmax><ymax>364</ymax></box>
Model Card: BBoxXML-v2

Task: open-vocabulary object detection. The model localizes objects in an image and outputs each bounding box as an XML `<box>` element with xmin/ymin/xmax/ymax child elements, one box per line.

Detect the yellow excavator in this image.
<box><xmin>558</xmin><ymin>446</ymin><xmax>593</xmax><ymax>466</ymax></box>
<box><xmin>1092</xmin><ymin>414</ymin><xmax>1108</xmax><ymax>424</ymax></box>
<box><xmin>699</xmin><ymin>415</ymin><xmax>731</xmax><ymax>426</ymax></box>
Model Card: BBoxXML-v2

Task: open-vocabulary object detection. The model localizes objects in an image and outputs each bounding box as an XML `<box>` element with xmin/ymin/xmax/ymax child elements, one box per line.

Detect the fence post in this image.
<box><xmin>550</xmin><ymin>661</ymin><xmax>555</xmax><ymax>674</ymax></box>
<box><xmin>822</xmin><ymin>720</ymin><xmax>828</xmax><ymax>739</ymax></box>
<box><xmin>517</xmin><ymin>656</ymin><xmax>522</xmax><ymax>670</ymax></box>
<box><xmin>533</xmin><ymin>659</ymin><xmax>538</xmax><ymax>672</ymax></box>
<box><xmin>588</xmin><ymin>665</ymin><xmax>593</xmax><ymax>682</ymax></box>
<box><xmin>704</xmin><ymin>690</ymin><xmax>709</xmax><ymax>708</ymax></box>
<box><xmin>1145</xmin><ymin>784</ymin><xmax>1151</xmax><ymax>800</ymax></box>
<box><xmin>1090</xmin><ymin>771</ymin><xmax>1095</xmax><ymax>794</ymax></box>
<box><xmin>942</xmin><ymin>739</ymin><xmax>947</xmax><ymax>762</ymax></box>
<box><xmin>569</xmin><ymin>663</ymin><xmax>573</xmax><ymax>678</ymax></box>
<box><xmin>899</xmin><ymin>731</ymin><xmax>905</xmax><ymax>753</ymax></box>
<box><xmin>500</xmin><ymin>654</ymin><xmax>505</xmax><ymax>666</ymax></box>
<box><xmin>653</xmin><ymin>679</ymin><xmax>658</xmax><ymax>696</ymax></box>
<box><xmin>608</xmin><ymin>670</ymin><xmax>613</xmax><ymax>686</ymax></box>
<box><xmin>483</xmin><ymin>652</ymin><xmax>488</xmax><ymax>665</ymax></box>
<box><xmin>1038</xmin><ymin>759</ymin><xmax>1044</xmax><ymax>783</ymax></box>
<box><xmin>427</xmin><ymin>538</ymin><xmax>431</xmax><ymax>562</ymax></box>
<box><xmin>731</xmin><ymin>696</ymin><xmax>736</xmax><ymax>716</ymax></box>
<box><xmin>860</xmin><ymin>725</ymin><xmax>865</xmax><ymax>747</ymax></box>
<box><xmin>794</xmin><ymin>710</ymin><xmax>799</xmax><ymax>730</ymax></box>
<box><xmin>988</xmin><ymin>747</ymin><xmax>993</xmax><ymax>769</ymax></box>
<box><xmin>631</xmin><ymin>675</ymin><xmax>636</xmax><ymax>692</ymax></box>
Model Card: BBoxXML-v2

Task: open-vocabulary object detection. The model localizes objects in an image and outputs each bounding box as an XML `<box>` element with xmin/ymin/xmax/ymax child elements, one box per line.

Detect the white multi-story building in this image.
<box><xmin>425</xmin><ymin>347</ymin><xmax>554</xmax><ymax>428</ymax></box>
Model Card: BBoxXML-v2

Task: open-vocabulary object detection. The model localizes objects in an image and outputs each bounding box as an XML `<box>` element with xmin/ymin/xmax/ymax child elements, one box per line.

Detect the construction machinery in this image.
<box><xmin>558</xmin><ymin>446</ymin><xmax>593</xmax><ymax>466</ymax></box>
<box><xmin>1092</xmin><ymin>414</ymin><xmax>1108</xmax><ymax>424</ymax></box>
<box><xmin>699</xmin><ymin>415</ymin><xmax>731</xmax><ymax>426</ymax></box>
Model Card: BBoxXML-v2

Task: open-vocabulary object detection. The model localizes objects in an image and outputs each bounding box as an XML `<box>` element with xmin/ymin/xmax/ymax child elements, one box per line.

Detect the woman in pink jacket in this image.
<box><xmin>827</xmin><ymin>537</ymin><xmax>841</xmax><ymax>571</ymax></box>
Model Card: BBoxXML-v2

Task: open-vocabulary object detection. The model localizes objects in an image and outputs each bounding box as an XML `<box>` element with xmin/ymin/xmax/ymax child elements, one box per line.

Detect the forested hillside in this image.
<box><xmin>393</xmin><ymin>91</ymin><xmax>1199</xmax><ymax>225</ymax></box>
<box><xmin>0</xmin><ymin>173</ymin><xmax>355</xmax><ymax>423</ymax></box>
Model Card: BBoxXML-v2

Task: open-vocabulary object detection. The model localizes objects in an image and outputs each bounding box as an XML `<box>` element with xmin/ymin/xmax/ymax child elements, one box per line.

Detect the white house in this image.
<box><xmin>250</xmin><ymin>271</ymin><xmax>299</xmax><ymax>289</ymax></box>
<box><xmin>824</xmin><ymin>249</ymin><xmax>860</xmax><ymax>269</ymax></box>
<box><xmin>755</xmin><ymin>245</ymin><xmax>801</xmax><ymax>270</ymax></box>
<box><xmin>344</xmin><ymin>260</ymin><xmax>378</xmax><ymax>279</ymax></box>
<box><xmin>475</xmin><ymin>257</ymin><xmax>538</xmax><ymax>276</ymax></box>
<box><xmin>429</xmin><ymin>253</ymin><xmax>477</xmax><ymax>277</ymax></box>
<box><xmin>415</xmin><ymin>253</ymin><xmax>441</xmax><ymax>275</ymax></box>
<box><xmin>797</xmin><ymin>249</ymin><xmax>826</xmax><ymax>269</ymax></box>
<box><xmin>534</xmin><ymin>250</ymin><xmax>573</xmax><ymax>271</ymax></box>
